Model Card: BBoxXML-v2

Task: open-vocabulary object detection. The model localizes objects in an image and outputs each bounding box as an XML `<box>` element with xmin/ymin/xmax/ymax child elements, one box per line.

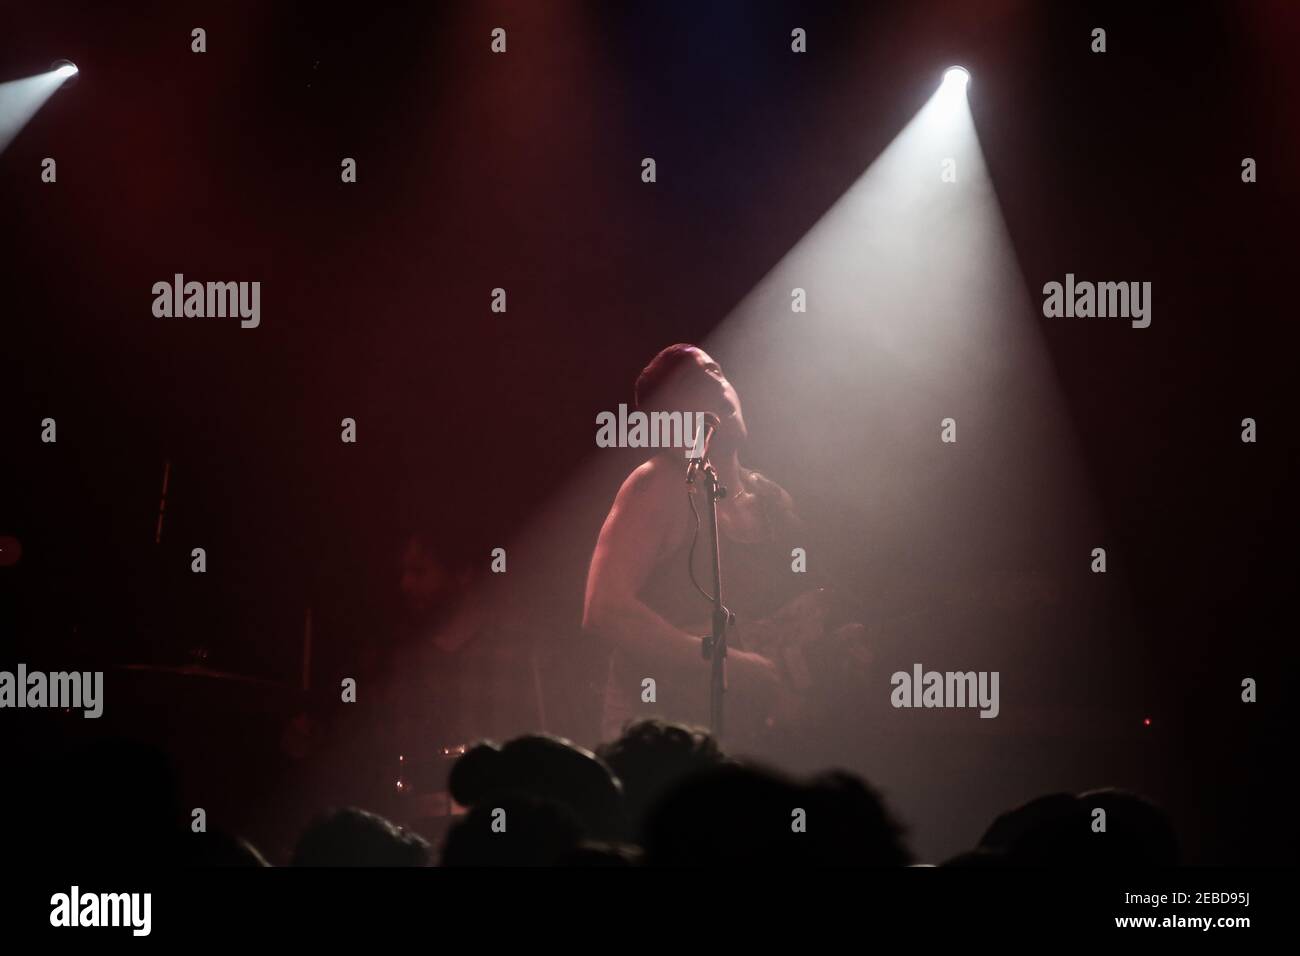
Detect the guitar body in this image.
<box><xmin>737</xmin><ymin>586</ymin><xmax>875</xmax><ymax>726</ymax></box>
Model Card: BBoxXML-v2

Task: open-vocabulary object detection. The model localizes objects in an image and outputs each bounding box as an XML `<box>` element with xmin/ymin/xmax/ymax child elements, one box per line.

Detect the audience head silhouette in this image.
<box><xmin>596</xmin><ymin>719</ymin><xmax>725</xmax><ymax>841</ymax></box>
<box><xmin>449</xmin><ymin>734</ymin><xmax>623</xmax><ymax>840</ymax></box>
<box><xmin>978</xmin><ymin>788</ymin><xmax>1178</xmax><ymax>866</ymax></box>
<box><xmin>291</xmin><ymin>807</ymin><xmax>429</xmax><ymax>867</ymax></box>
<box><xmin>642</xmin><ymin>762</ymin><xmax>912</xmax><ymax>866</ymax></box>
<box><xmin>440</xmin><ymin>795</ymin><xmax>585</xmax><ymax>866</ymax></box>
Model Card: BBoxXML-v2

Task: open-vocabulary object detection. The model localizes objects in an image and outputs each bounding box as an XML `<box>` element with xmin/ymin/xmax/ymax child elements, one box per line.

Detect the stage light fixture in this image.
<box><xmin>51</xmin><ymin>59</ymin><xmax>79</xmax><ymax>85</ymax></box>
<box><xmin>942</xmin><ymin>66</ymin><xmax>970</xmax><ymax>88</ymax></box>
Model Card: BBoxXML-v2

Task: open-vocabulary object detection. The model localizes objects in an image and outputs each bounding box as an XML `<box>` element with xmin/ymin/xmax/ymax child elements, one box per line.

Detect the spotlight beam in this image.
<box><xmin>0</xmin><ymin>61</ymin><xmax>79</xmax><ymax>155</ymax></box>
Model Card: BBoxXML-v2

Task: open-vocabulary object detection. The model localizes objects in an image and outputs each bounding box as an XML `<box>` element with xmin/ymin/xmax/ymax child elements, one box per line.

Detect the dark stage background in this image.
<box><xmin>1</xmin><ymin>1</ymin><xmax>1295</xmax><ymax>864</ymax></box>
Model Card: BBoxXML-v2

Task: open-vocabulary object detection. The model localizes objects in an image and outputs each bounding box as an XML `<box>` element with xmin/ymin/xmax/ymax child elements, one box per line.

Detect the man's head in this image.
<box><xmin>634</xmin><ymin>344</ymin><xmax>746</xmax><ymax>449</ymax></box>
<box><xmin>398</xmin><ymin>533</ymin><xmax>458</xmax><ymax>614</ymax></box>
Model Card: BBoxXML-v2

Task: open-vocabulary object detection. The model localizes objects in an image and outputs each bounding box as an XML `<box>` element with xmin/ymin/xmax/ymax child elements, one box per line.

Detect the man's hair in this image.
<box><xmin>634</xmin><ymin>343</ymin><xmax>700</xmax><ymax>412</ymax></box>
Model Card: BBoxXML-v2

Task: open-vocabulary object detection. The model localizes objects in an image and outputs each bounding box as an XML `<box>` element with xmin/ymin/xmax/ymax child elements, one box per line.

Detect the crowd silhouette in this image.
<box><xmin>10</xmin><ymin>720</ymin><xmax>1182</xmax><ymax>868</ymax></box>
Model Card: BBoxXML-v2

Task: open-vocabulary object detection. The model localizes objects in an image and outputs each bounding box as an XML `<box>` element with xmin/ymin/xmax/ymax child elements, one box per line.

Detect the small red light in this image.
<box><xmin>1143</xmin><ymin>718</ymin><xmax>1151</xmax><ymax>727</ymax></box>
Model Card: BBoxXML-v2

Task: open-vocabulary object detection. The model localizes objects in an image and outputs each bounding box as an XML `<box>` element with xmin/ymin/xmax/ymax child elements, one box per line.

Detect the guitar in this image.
<box><xmin>736</xmin><ymin>574</ymin><xmax>1061</xmax><ymax>725</ymax></box>
<box><xmin>731</xmin><ymin>586</ymin><xmax>876</xmax><ymax>731</ymax></box>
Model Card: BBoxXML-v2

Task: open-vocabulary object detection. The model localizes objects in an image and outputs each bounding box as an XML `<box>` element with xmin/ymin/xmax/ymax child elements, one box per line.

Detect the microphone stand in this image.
<box><xmin>690</xmin><ymin>454</ymin><xmax>732</xmax><ymax>739</ymax></box>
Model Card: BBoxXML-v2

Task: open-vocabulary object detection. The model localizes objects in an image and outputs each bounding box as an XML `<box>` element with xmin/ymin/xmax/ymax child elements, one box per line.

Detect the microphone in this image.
<box><xmin>686</xmin><ymin>412</ymin><xmax>721</xmax><ymax>482</ymax></box>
